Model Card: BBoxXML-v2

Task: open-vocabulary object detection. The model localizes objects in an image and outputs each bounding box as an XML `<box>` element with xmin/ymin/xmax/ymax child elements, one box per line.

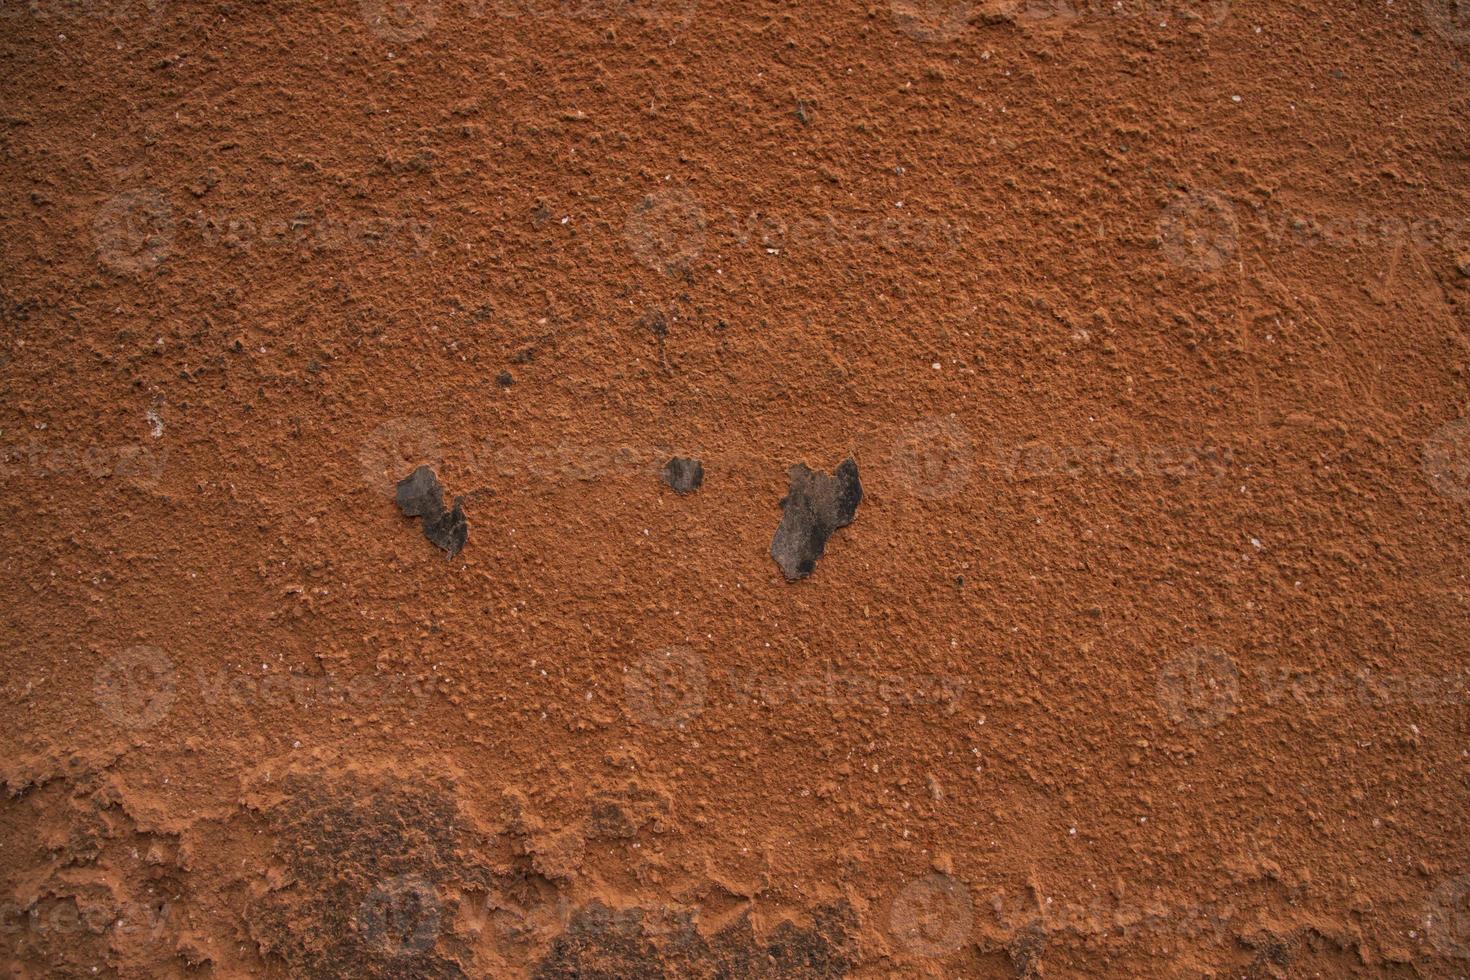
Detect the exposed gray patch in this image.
<box><xmin>661</xmin><ymin>457</ymin><xmax>704</xmax><ymax>495</ymax></box>
<box><xmin>770</xmin><ymin>458</ymin><xmax>861</xmax><ymax>581</ymax></box>
<box><xmin>532</xmin><ymin>900</ymin><xmax>857</xmax><ymax>979</ymax></box>
<box><xmin>395</xmin><ymin>465</ymin><xmax>468</xmax><ymax>558</ymax></box>
<box><xmin>422</xmin><ymin>500</ymin><xmax>468</xmax><ymax>557</ymax></box>
<box><xmin>249</xmin><ymin>770</ymin><xmax>483</xmax><ymax>979</ymax></box>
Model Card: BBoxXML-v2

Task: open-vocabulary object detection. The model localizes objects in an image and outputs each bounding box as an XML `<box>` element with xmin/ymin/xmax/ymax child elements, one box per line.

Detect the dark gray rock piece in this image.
<box><xmin>661</xmin><ymin>456</ymin><xmax>704</xmax><ymax>495</ymax></box>
<box><xmin>395</xmin><ymin>465</ymin><xmax>467</xmax><ymax>558</ymax></box>
<box><xmin>395</xmin><ymin>465</ymin><xmax>444</xmax><ymax>518</ymax></box>
<box><xmin>422</xmin><ymin>499</ymin><xmax>468</xmax><ymax>558</ymax></box>
<box><xmin>770</xmin><ymin>458</ymin><xmax>861</xmax><ymax>581</ymax></box>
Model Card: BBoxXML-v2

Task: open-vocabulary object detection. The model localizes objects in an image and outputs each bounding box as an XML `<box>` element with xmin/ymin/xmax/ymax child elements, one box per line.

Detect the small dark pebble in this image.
<box><xmin>770</xmin><ymin>458</ymin><xmax>861</xmax><ymax>581</ymax></box>
<box><xmin>497</xmin><ymin>370</ymin><xmax>514</xmax><ymax>386</ymax></box>
<box><xmin>394</xmin><ymin>465</ymin><xmax>468</xmax><ymax>558</ymax></box>
<box><xmin>661</xmin><ymin>456</ymin><xmax>704</xmax><ymax>495</ymax></box>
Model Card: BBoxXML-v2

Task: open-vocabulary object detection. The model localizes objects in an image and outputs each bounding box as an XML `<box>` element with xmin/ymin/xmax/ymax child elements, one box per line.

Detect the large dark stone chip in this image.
<box><xmin>395</xmin><ymin>465</ymin><xmax>445</xmax><ymax>518</ymax></box>
<box><xmin>395</xmin><ymin>465</ymin><xmax>468</xmax><ymax>558</ymax></box>
<box><xmin>770</xmin><ymin>458</ymin><xmax>861</xmax><ymax>581</ymax></box>
<box><xmin>422</xmin><ymin>498</ymin><xmax>468</xmax><ymax>558</ymax></box>
<box><xmin>661</xmin><ymin>456</ymin><xmax>704</xmax><ymax>495</ymax></box>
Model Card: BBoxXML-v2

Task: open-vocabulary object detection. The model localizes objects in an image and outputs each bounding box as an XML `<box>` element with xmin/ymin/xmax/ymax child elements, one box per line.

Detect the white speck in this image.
<box><xmin>146</xmin><ymin>406</ymin><xmax>164</xmax><ymax>438</ymax></box>
<box><xmin>1232</xmin><ymin>95</ymin><xmax>1242</xmax><ymax>103</ymax></box>
<box><xmin>932</xmin><ymin>362</ymin><xmax>941</xmax><ymax>370</ymax></box>
<box><xmin>1250</xmin><ymin>537</ymin><xmax>1262</xmax><ymax>549</ymax></box>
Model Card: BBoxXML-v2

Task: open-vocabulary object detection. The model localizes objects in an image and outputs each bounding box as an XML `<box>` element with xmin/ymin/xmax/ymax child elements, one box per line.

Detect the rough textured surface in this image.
<box><xmin>770</xmin><ymin>459</ymin><xmax>862</xmax><ymax>580</ymax></box>
<box><xmin>661</xmin><ymin>456</ymin><xmax>704</xmax><ymax>495</ymax></box>
<box><xmin>4</xmin><ymin>1</ymin><xmax>1470</xmax><ymax>976</ymax></box>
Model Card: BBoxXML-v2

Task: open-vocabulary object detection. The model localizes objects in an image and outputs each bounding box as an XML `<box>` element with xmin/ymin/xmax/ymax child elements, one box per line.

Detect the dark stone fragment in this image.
<box><xmin>496</xmin><ymin>370</ymin><xmax>514</xmax><ymax>386</ymax></box>
<box><xmin>423</xmin><ymin>498</ymin><xmax>468</xmax><ymax>558</ymax></box>
<box><xmin>395</xmin><ymin>465</ymin><xmax>468</xmax><ymax>558</ymax></box>
<box><xmin>770</xmin><ymin>458</ymin><xmax>861</xmax><ymax>581</ymax></box>
<box><xmin>661</xmin><ymin>457</ymin><xmax>703</xmax><ymax>495</ymax></box>
<box><xmin>395</xmin><ymin>465</ymin><xmax>444</xmax><ymax>518</ymax></box>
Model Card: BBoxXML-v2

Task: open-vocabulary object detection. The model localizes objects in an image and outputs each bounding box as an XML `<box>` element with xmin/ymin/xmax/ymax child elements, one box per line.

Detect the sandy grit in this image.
<box><xmin>3</xmin><ymin>0</ymin><xmax>1470</xmax><ymax>976</ymax></box>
